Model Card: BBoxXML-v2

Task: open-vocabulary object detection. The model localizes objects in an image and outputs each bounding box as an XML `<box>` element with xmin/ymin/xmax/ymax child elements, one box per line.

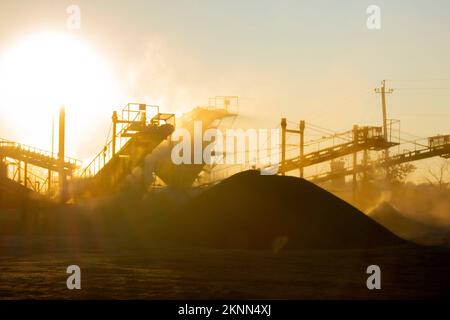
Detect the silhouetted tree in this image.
<box><xmin>425</xmin><ymin>159</ymin><xmax>449</xmax><ymax>188</ymax></box>
<box><xmin>385</xmin><ymin>163</ymin><xmax>416</xmax><ymax>185</ymax></box>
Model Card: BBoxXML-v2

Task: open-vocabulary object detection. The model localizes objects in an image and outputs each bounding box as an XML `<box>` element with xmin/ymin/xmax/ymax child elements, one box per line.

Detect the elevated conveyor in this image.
<box><xmin>150</xmin><ymin>96</ymin><xmax>238</xmax><ymax>188</ymax></box>
<box><xmin>309</xmin><ymin>134</ymin><xmax>450</xmax><ymax>184</ymax></box>
<box><xmin>0</xmin><ymin>138</ymin><xmax>80</xmax><ymax>174</ymax></box>
<box><xmin>74</xmin><ymin>103</ymin><xmax>175</xmax><ymax>198</ymax></box>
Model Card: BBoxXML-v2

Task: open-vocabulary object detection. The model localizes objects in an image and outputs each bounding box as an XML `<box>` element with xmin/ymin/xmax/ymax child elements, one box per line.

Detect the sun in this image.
<box><xmin>0</xmin><ymin>32</ymin><xmax>120</xmax><ymax>155</ymax></box>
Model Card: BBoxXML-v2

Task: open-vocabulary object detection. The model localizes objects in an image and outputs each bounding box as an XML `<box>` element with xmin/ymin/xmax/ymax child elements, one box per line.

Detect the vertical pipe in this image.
<box><xmin>24</xmin><ymin>162</ymin><xmax>28</xmax><ymax>188</ymax></box>
<box><xmin>49</xmin><ymin>115</ymin><xmax>54</xmax><ymax>192</ymax></box>
<box><xmin>0</xmin><ymin>158</ymin><xmax>6</xmax><ymax>179</ymax></box>
<box><xmin>58</xmin><ymin>106</ymin><xmax>66</xmax><ymax>202</ymax></box>
<box><xmin>224</xmin><ymin>98</ymin><xmax>230</xmax><ymax>112</ymax></box>
<box><xmin>48</xmin><ymin>170</ymin><xmax>51</xmax><ymax>195</ymax></box>
<box><xmin>52</xmin><ymin>115</ymin><xmax>55</xmax><ymax>156</ymax></box>
<box><xmin>139</xmin><ymin>104</ymin><xmax>146</xmax><ymax>128</ymax></box>
<box><xmin>299</xmin><ymin>120</ymin><xmax>305</xmax><ymax>178</ymax></box>
<box><xmin>363</xmin><ymin>127</ymin><xmax>368</xmax><ymax>180</ymax></box>
<box><xmin>112</xmin><ymin>111</ymin><xmax>118</xmax><ymax>155</ymax></box>
<box><xmin>352</xmin><ymin>125</ymin><xmax>358</xmax><ymax>202</ymax></box>
<box><xmin>281</xmin><ymin>118</ymin><xmax>287</xmax><ymax>176</ymax></box>
<box><xmin>103</xmin><ymin>146</ymin><xmax>107</xmax><ymax>167</ymax></box>
<box><xmin>18</xmin><ymin>161</ymin><xmax>21</xmax><ymax>184</ymax></box>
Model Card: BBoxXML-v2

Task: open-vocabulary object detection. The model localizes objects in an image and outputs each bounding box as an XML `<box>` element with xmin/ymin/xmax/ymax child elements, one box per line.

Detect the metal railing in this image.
<box><xmin>0</xmin><ymin>138</ymin><xmax>81</xmax><ymax>168</ymax></box>
<box><xmin>79</xmin><ymin>106</ymin><xmax>141</xmax><ymax>178</ymax></box>
<box><xmin>79</xmin><ymin>103</ymin><xmax>175</xmax><ymax>178</ymax></box>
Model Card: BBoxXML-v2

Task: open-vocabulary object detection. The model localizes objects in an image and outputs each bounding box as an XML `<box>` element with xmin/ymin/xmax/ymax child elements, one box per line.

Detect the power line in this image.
<box><xmin>393</xmin><ymin>87</ymin><xmax>450</xmax><ymax>90</ymax></box>
<box><xmin>390</xmin><ymin>113</ymin><xmax>450</xmax><ymax>117</ymax></box>
<box><xmin>386</xmin><ymin>78</ymin><xmax>450</xmax><ymax>82</ymax></box>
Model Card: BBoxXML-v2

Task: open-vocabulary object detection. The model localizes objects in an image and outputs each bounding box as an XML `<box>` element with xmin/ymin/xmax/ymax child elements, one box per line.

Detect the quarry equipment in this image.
<box><xmin>0</xmin><ymin>103</ymin><xmax>175</xmax><ymax>200</ymax></box>
<box><xmin>149</xmin><ymin>96</ymin><xmax>238</xmax><ymax>188</ymax></box>
<box><xmin>0</xmin><ymin>137</ymin><xmax>81</xmax><ymax>195</ymax></box>
<box><xmin>74</xmin><ymin>103</ymin><xmax>175</xmax><ymax>198</ymax></box>
<box><xmin>1</xmin><ymin>88</ymin><xmax>449</xmax><ymax>200</ymax></box>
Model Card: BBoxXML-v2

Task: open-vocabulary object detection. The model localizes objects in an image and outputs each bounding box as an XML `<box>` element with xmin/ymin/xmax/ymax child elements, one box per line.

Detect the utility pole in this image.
<box><xmin>375</xmin><ymin>80</ymin><xmax>393</xmax><ymax>141</ymax></box>
<box><xmin>375</xmin><ymin>80</ymin><xmax>394</xmax><ymax>185</ymax></box>
<box><xmin>375</xmin><ymin>80</ymin><xmax>393</xmax><ymax>159</ymax></box>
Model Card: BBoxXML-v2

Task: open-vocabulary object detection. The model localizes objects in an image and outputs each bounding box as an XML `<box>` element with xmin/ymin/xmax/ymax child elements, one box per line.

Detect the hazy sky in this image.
<box><xmin>0</xmin><ymin>0</ymin><xmax>449</xmax><ymax>179</ymax></box>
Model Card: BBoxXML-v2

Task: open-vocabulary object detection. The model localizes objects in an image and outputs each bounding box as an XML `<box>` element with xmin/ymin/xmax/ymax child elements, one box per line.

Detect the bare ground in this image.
<box><xmin>1</xmin><ymin>238</ymin><xmax>449</xmax><ymax>299</ymax></box>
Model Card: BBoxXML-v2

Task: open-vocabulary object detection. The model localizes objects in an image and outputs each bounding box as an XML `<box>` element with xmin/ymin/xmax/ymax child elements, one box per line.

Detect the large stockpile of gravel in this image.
<box><xmin>171</xmin><ymin>170</ymin><xmax>407</xmax><ymax>250</ymax></box>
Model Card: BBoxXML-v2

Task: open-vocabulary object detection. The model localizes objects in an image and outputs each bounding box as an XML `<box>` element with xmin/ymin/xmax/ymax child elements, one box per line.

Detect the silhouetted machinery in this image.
<box><xmin>74</xmin><ymin>103</ymin><xmax>175</xmax><ymax>198</ymax></box>
<box><xmin>2</xmin><ymin>95</ymin><xmax>449</xmax><ymax>201</ymax></box>
<box><xmin>429</xmin><ymin>134</ymin><xmax>450</xmax><ymax>148</ymax></box>
<box><xmin>0</xmin><ymin>98</ymin><xmax>238</xmax><ymax>200</ymax></box>
<box><xmin>149</xmin><ymin>96</ymin><xmax>238</xmax><ymax>188</ymax></box>
<box><xmin>429</xmin><ymin>134</ymin><xmax>450</xmax><ymax>158</ymax></box>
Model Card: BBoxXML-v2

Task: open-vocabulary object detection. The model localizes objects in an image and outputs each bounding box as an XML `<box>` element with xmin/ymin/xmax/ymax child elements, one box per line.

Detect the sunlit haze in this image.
<box><xmin>1</xmin><ymin>0</ymin><xmax>450</xmax><ymax>303</ymax></box>
<box><xmin>1</xmin><ymin>0</ymin><xmax>450</xmax><ymax>178</ymax></box>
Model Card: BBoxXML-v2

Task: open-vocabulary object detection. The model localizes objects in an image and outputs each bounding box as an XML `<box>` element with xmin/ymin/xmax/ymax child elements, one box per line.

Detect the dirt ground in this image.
<box><xmin>1</xmin><ymin>237</ymin><xmax>449</xmax><ymax>299</ymax></box>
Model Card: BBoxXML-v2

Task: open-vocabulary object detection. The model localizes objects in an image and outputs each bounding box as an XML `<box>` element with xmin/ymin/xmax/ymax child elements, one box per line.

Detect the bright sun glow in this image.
<box><xmin>0</xmin><ymin>32</ymin><xmax>120</xmax><ymax>156</ymax></box>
